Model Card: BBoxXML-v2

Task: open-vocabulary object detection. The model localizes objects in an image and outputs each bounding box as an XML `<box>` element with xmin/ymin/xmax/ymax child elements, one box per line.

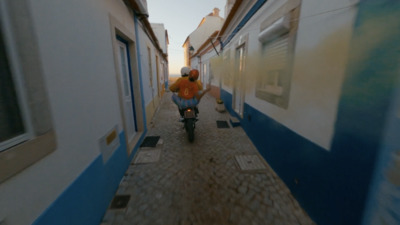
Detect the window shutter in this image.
<box><xmin>263</xmin><ymin>34</ymin><xmax>289</xmax><ymax>72</ymax></box>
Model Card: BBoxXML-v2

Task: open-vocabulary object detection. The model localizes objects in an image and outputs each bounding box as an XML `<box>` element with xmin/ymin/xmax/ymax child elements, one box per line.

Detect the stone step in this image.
<box><xmin>229</xmin><ymin>116</ymin><xmax>241</xmax><ymax>127</ymax></box>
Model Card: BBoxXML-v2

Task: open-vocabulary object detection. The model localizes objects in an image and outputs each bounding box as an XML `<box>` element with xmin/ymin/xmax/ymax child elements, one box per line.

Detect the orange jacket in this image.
<box><xmin>169</xmin><ymin>78</ymin><xmax>199</xmax><ymax>99</ymax></box>
<box><xmin>169</xmin><ymin>76</ymin><xmax>203</xmax><ymax>92</ymax></box>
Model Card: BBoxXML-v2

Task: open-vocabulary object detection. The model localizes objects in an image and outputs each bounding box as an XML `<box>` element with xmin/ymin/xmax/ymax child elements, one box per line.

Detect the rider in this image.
<box><xmin>174</xmin><ymin>66</ymin><xmax>203</xmax><ymax>90</ymax></box>
<box><xmin>181</xmin><ymin>66</ymin><xmax>190</xmax><ymax>78</ymax></box>
<box><xmin>169</xmin><ymin>69</ymin><xmax>210</xmax><ymax>117</ymax></box>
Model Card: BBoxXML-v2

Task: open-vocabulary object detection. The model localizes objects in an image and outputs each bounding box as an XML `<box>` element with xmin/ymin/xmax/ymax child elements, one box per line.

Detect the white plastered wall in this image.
<box><xmin>222</xmin><ymin>0</ymin><xmax>359</xmax><ymax>149</ymax></box>
<box><xmin>189</xmin><ymin>16</ymin><xmax>224</xmax><ymax>51</ymax></box>
<box><xmin>201</xmin><ymin>48</ymin><xmax>220</xmax><ymax>87</ymax></box>
<box><xmin>137</xmin><ymin>27</ymin><xmax>154</xmax><ymax>106</ymax></box>
<box><xmin>0</xmin><ymin>0</ymin><xmax>135</xmax><ymax>224</ymax></box>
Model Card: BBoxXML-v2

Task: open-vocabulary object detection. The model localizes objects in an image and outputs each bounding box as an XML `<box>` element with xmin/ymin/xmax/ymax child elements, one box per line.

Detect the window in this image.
<box><xmin>0</xmin><ymin>32</ymin><xmax>27</xmax><ymax>150</ymax></box>
<box><xmin>233</xmin><ymin>44</ymin><xmax>246</xmax><ymax>117</ymax></box>
<box><xmin>255</xmin><ymin>4</ymin><xmax>300</xmax><ymax>109</ymax></box>
<box><xmin>257</xmin><ymin>34</ymin><xmax>289</xmax><ymax>98</ymax></box>
<box><xmin>0</xmin><ymin>0</ymin><xmax>56</xmax><ymax>183</ymax></box>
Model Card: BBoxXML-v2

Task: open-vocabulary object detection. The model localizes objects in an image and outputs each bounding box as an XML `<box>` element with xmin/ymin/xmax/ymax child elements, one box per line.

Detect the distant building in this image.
<box><xmin>182</xmin><ymin>7</ymin><xmax>225</xmax><ymax>100</ymax></box>
<box><xmin>151</xmin><ymin>23</ymin><xmax>170</xmax><ymax>92</ymax></box>
<box><xmin>188</xmin><ymin>30</ymin><xmax>222</xmax><ymax>98</ymax></box>
<box><xmin>183</xmin><ymin>8</ymin><xmax>224</xmax><ymax>67</ymax></box>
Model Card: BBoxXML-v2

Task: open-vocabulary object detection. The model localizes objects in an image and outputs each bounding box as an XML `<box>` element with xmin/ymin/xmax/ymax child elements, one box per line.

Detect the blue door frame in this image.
<box><xmin>116</xmin><ymin>35</ymin><xmax>138</xmax><ymax>132</ymax></box>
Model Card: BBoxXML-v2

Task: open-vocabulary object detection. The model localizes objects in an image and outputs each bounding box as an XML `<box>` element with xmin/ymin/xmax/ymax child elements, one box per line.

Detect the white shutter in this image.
<box><xmin>258</xmin><ymin>34</ymin><xmax>289</xmax><ymax>96</ymax></box>
<box><xmin>263</xmin><ymin>34</ymin><xmax>289</xmax><ymax>71</ymax></box>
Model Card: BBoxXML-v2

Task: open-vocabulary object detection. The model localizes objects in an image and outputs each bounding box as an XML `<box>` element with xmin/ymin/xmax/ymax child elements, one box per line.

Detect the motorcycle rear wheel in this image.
<box><xmin>185</xmin><ymin>119</ymin><xmax>195</xmax><ymax>142</ymax></box>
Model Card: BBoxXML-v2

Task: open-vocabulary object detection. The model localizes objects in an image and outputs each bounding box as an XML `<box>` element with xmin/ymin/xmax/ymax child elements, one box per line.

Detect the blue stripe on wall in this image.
<box><xmin>361</xmin><ymin>74</ymin><xmax>400</xmax><ymax>224</ymax></box>
<box><xmin>219</xmin><ymin>1</ymin><xmax>400</xmax><ymax>224</ymax></box>
<box><xmin>223</xmin><ymin>0</ymin><xmax>268</xmax><ymax>47</ymax></box>
<box><xmin>340</xmin><ymin>1</ymin><xmax>400</xmax><ymax>224</ymax></box>
<box><xmin>33</xmin><ymin>132</ymin><xmax>130</xmax><ymax>225</ymax></box>
<box><xmin>220</xmin><ymin>86</ymin><xmax>387</xmax><ymax>225</ymax></box>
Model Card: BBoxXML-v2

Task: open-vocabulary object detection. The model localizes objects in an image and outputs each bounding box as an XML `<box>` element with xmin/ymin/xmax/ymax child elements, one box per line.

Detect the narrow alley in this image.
<box><xmin>2</xmin><ymin>1</ymin><xmax>399</xmax><ymax>225</ymax></box>
<box><xmin>100</xmin><ymin>92</ymin><xmax>315</xmax><ymax>225</ymax></box>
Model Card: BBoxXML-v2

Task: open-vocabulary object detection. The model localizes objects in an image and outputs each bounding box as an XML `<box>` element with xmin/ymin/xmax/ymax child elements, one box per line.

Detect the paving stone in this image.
<box><xmin>100</xmin><ymin>93</ymin><xmax>315</xmax><ymax>225</ymax></box>
<box><xmin>101</xmin><ymin>211</ymin><xmax>115</xmax><ymax>223</ymax></box>
<box><xmin>250</xmin><ymin>198</ymin><xmax>261</xmax><ymax>211</ymax></box>
<box><xmin>237</xmin><ymin>185</ymin><xmax>248</xmax><ymax>194</ymax></box>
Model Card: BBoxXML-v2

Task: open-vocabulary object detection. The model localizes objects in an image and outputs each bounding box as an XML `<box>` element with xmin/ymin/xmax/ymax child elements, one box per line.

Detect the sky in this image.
<box><xmin>147</xmin><ymin>0</ymin><xmax>226</xmax><ymax>76</ymax></box>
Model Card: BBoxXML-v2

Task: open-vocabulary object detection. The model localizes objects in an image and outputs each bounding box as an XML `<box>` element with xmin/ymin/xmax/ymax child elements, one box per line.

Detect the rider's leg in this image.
<box><xmin>185</xmin><ymin>98</ymin><xmax>199</xmax><ymax>108</ymax></box>
<box><xmin>171</xmin><ymin>94</ymin><xmax>181</xmax><ymax>106</ymax></box>
<box><xmin>172</xmin><ymin>94</ymin><xmax>199</xmax><ymax>115</ymax></box>
<box><xmin>184</xmin><ymin>98</ymin><xmax>199</xmax><ymax>117</ymax></box>
<box><xmin>172</xmin><ymin>94</ymin><xmax>184</xmax><ymax>117</ymax></box>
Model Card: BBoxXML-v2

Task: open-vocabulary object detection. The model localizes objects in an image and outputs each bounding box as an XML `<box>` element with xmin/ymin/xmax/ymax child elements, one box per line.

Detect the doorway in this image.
<box><xmin>233</xmin><ymin>44</ymin><xmax>246</xmax><ymax>117</ymax></box>
<box><xmin>116</xmin><ymin>38</ymin><xmax>137</xmax><ymax>144</ymax></box>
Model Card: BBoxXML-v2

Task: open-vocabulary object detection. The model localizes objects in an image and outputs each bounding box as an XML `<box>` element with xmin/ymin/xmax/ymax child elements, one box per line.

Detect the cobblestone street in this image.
<box><xmin>100</xmin><ymin>92</ymin><xmax>316</xmax><ymax>225</ymax></box>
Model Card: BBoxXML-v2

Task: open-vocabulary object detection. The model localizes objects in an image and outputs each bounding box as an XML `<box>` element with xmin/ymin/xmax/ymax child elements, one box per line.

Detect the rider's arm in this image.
<box><xmin>196</xmin><ymin>80</ymin><xmax>203</xmax><ymax>90</ymax></box>
<box><xmin>194</xmin><ymin>87</ymin><xmax>211</xmax><ymax>100</ymax></box>
<box><xmin>169</xmin><ymin>78</ymin><xmax>182</xmax><ymax>92</ymax></box>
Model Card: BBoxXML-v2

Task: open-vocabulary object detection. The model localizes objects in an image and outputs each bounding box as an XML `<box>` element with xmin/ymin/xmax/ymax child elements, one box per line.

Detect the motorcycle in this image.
<box><xmin>181</xmin><ymin>106</ymin><xmax>198</xmax><ymax>142</ymax></box>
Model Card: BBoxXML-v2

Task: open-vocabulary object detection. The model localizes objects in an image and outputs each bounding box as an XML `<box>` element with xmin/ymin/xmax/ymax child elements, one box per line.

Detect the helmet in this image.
<box><xmin>180</xmin><ymin>67</ymin><xmax>191</xmax><ymax>77</ymax></box>
<box><xmin>189</xmin><ymin>69</ymin><xmax>199</xmax><ymax>81</ymax></box>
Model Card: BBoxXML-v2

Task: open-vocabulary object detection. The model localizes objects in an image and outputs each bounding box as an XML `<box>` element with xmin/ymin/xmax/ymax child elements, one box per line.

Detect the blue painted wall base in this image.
<box><xmin>221</xmin><ymin>88</ymin><xmax>381</xmax><ymax>225</ymax></box>
<box><xmin>219</xmin><ymin>1</ymin><xmax>400</xmax><ymax>224</ymax></box>
<box><xmin>33</xmin><ymin>132</ymin><xmax>144</xmax><ymax>225</ymax></box>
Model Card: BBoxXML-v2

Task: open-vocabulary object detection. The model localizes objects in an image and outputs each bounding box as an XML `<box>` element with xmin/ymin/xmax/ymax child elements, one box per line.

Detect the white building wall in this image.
<box><xmin>150</xmin><ymin>23</ymin><xmax>168</xmax><ymax>93</ymax></box>
<box><xmin>200</xmin><ymin>48</ymin><xmax>220</xmax><ymax>88</ymax></box>
<box><xmin>137</xmin><ymin>26</ymin><xmax>154</xmax><ymax>106</ymax></box>
<box><xmin>220</xmin><ymin>0</ymin><xmax>359</xmax><ymax>149</ymax></box>
<box><xmin>189</xmin><ymin>54</ymin><xmax>200</xmax><ymax>72</ymax></box>
<box><xmin>189</xmin><ymin>16</ymin><xmax>224</xmax><ymax>51</ymax></box>
<box><xmin>151</xmin><ymin>23</ymin><xmax>167</xmax><ymax>54</ymax></box>
<box><xmin>188</xmin><ymin>43</ymin><xmax>220</xmax><ymax>93</ymax></box>
<box><xmin>0</xmin><ymin>0</ymin><xmax>139</xmax><ymax>224</ymax></box>
<box><xmin>134</xmin><ymin>14</ymin><xmax>166</xmax><ymax>124</ymax></box>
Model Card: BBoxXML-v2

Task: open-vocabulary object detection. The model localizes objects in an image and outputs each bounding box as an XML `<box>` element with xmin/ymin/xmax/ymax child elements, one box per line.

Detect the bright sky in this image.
<box><xmin>147</xmin><ymin>0</ymin><xmax>226</xmax><ymax>76</ymax></box>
